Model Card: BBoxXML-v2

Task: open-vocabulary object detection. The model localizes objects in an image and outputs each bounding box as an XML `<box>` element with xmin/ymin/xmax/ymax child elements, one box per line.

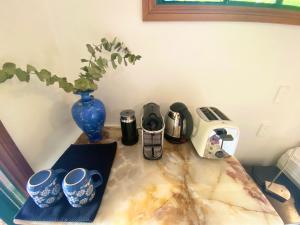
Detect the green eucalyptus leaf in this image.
<box><xmin>128</xmin><ymin>55</ymin><xmax>134</xmax><ymax>63</ymax></box>
<box><xmin>46</xmin><ymin>75</ymin><xmax>59</xmax><ymax>85</ymax></box>
<box><xmin>6</xmin><ymin>73</ymin><xmax>14</xmax><ymax>79</ymax></box>
<box><xmin>124</xmin><ymin>47</ymin><xmax>129</xmax><ymax>54</ymax></box>
<box><xmin>83</xmin><ymin>72</ymin><xmax>93</xmax><ymax>80</ymax></box>
<box><xmin>101</xmin><ymin>38</ymin><xmax>108</xmax><ymax>44</ymax></box>
<box><xmin>111</xmin><ymin>53</ymin><xmax>118</xmax><ymax>60</ymax></box>
<box><xmin>101</xmin><ymin>38</ymin><xmax>111</xmax><ymax>51</ymax></box>
<box><xmin>103</xmin><ymin>43</ymin><xmax>111</xmax><ymax>52</ymax></box>
<box><xmin>111</xmin><ymin>60</ymin><xmax>117</xmax><ymax>69</ymax></box>
<box><xmin>95</xmin><ymin>46</ymin><xmax>101</xmax><ymax>51</ymax></box>
<box><xmin>81</xmin><ymin>66</ymin><xmax>89</xmax><ymax>72</ymax></box>
<box><xmin>2</xmin><ymin>63</ymin><xmax>16</xmax><ymax>75</ymax></box>
<box><xmin>91</xmin><ymin>62</ymin><xmax>102</xmax><ymax>70</ymax></box>
<box><xmin>58</xmin><ymin>77</ymin><xmax>67</xmax><ymax>88</ymax></box>
<box><xmin>0</xmin><ymin>70</ymin><xmax>9</xmax><ymax>82</ymax></box>
<box><xmin>74</xmin><ymin>78</ymin><xmax>89</xmax><ymax>90</ymax></box>
<box><xmin>95</xmin><ymin>58</ymin><xmax>103</xmax><ymax>67</ymax></box>
<box><xmin>117</xmin><ymin>54</ymin><xmax>122</xmax><ymax>64</ymax></box>
<box><xmin>102</xmin><ymin>58</ymin><xmax>108</xmax><ymax>67</ymax></box>
<box><xmin>15</xmin><ymin>68</ymin><xmax>29</xmax><ymax>82</ymax></box>
<box><xmin>111</xmin><ymin>53</ymin><xmax>119</xmax><ymax>69</ymax></box>
<box><xmin>87</xmin><ymin>63</ymin><xmax>103</xmax><ymax>79</ymax></box>
<box><xmin>59</xmin><ymin>80</ymin><xmax>74</xmax><ymax>92</ymax></box>
<box><xmin>81</xmin><ymin>59</ymin><xmax>89</xmax><ymax>62</ymax></box>
<box><xmin>27</xmin><ymin>64</ymin><xmax>36</xmax><ymax>73</ymax></box>
<box><xmin>86</xmin><ymin>44</ymin><xmax>95</xmax><ymax>57</ymax></box>
<box><xmin>63</xmin><ymin>83</ymin><xmax>74</xmax><ymax>93</ymax></box>
<box><xmin>37</xmin><ymin>69</ymin><xmax>51</xmax><ymax>81</ymax></box>
<box><xmin>87</xmin><ymin>66</ymin><xmax>99</xmax><ymax>76</ymax></box>
<box><xmin>74</xmin><ymin>78</ymin><xmax>97</xmax><ymax>91</ymax></box>
<box><xmin>96</xmin><ymin>57</ymin><xmax>108</xmax><ymax>68</ymax></box>
<box><xmin>111</xmin><ymin>53</ymin><xmax>122</xmax><ymax>65</ymax></box>
<box><xmin>89</xmin><ymin>82</ymin><xmax>97</xmax><ymax>91</ymax></box>
<box><xmin>114</xmin><ymin>42</ymin><xmax>121</xmax><ymax>50</ymax></box>
<box><xmin>136</xmin><ymin>55</ymin><xmax>142</xmax><ymax>60</ymax></box>
<box><xmin>58</xmin><ymin>80</ymin><xmax>66</xmax><ymax>88</ymax></box>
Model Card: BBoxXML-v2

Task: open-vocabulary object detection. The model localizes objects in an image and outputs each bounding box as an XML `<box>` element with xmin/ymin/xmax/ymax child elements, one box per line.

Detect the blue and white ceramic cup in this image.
<box><xmin>62</xmin><ymin>168</ymin><xmax>103</xmax><ymax>208</ymax></box>
<box><xmin>27</xmin><ymin>169</ymin><xmax>65</xmax><ymax>208</ymax></box>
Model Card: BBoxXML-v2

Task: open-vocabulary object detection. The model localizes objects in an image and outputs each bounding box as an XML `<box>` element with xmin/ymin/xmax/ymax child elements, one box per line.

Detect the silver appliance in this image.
<box><xmin>141</xmin><ymin>103</ymin><xmax>165</xmax><ymax>160</ymax></box>
<box><xmin>191</xmin><ymin>107</ymin><xmax>239</xmax><ymax>159</ymax></box>
<box><xmin>164</xmin><ymin>102</ymin><xmax>193</xmax><ymax>144</ymax></box>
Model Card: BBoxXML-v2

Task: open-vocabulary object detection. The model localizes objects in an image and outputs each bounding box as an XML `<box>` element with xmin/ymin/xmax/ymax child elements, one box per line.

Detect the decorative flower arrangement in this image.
<box><xmin>0</xmin><ymin>37</ymin><xmax>141</xmax><ymax>142</ymax></box>
<box><xmin>0</xmin><ymin>37</ymin><xmax>141</xmax><ymax>93</ymax></box>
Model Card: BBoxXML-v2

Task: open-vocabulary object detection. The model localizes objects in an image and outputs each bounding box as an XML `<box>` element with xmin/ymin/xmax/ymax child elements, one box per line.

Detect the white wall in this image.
<box><xmin>0</xmin><ymin>0</ymin><xmax>300</xmax><ymax>170</ymax></box>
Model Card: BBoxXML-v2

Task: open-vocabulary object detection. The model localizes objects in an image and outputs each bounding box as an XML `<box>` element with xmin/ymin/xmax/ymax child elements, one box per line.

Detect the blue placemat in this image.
<box><xmin>15</xmin><ymin>142</ymin><xmax>117</xmax><ymax>222</ymax></box>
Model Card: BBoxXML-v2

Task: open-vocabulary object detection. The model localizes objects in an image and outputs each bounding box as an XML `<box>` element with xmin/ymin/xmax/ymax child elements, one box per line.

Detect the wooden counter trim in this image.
<box><xmin>142</xmin><ymin>0</ymin><xmax>300</xmax><ymax>25</ymax></box>
<box><xmin>0</xmin><ymin>120</ymin><xmax>33</xmax><ymax>196</ymax></box>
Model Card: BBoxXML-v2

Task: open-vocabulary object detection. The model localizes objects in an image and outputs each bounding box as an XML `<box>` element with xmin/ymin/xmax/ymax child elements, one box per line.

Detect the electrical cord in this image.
<box><xmin>268</xmin><ymin>147</ymin><xmax>297</xmax><ymax>188</ymax></box>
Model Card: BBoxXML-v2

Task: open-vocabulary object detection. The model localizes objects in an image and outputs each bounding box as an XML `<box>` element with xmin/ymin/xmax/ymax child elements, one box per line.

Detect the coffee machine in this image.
<box><xmin>141</xmin><ymin>103</ymin><xmax>165</xmax><ymax>160</ymax></box>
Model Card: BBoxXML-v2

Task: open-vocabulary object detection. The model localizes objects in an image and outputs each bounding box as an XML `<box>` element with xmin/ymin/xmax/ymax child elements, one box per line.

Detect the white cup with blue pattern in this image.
<box><xmin>62</xmin><ymin>168</ymin><xmax>103</xmax><ymax>207</ymax></box>
<box><xmin>27</xmin><ymin>169</ymin><xmax>66</xmax><ymax>208</ymax></box>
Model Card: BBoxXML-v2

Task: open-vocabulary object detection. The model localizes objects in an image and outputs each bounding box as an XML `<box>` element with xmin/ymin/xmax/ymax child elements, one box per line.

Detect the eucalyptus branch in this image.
<box><xmin>0</xmin><ymin>63</ymin><xmax>74</xmax><ymax>92</ymax></box>
<box><xmin>0</xmin><ymin>37</ymin><xmax>141</xmax><ymax>93</ymax></box>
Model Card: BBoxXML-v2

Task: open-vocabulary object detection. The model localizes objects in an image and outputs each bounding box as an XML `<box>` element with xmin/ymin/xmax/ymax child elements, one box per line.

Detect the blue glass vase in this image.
<box><xmin>71</xmin><ymin>91</ymin><xmax>106</xmax><ymax>142</ymax></box>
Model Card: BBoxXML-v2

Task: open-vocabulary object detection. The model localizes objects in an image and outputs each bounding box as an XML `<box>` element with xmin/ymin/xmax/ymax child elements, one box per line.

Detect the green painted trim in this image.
<box><xmin>157</xmin><ymin>0</ymin><xmax>300</xmax><ymax>11</ymax></box>
<box><xmin>0</xmin><ymin>169</ymin><xmax>26</xmax><ymax>206</ymax></box>
<box><xmin>0</xmin><ymin>190</ymin><xmax>20</xmax><ymax>225</ymax></box>
<box><xmin>0</xmin><ymin>183</ymin><xmax>23</xmax><ymax>209</ymax></box>
<box><xmin>157</xmin><ymin>0</ymin><xmax>226</xmax><ymax>5</ymax></box>
<box><xmin>228</xmin><ymin>1</ymin><xmax>300</xmax><ymax>10</ymax></box>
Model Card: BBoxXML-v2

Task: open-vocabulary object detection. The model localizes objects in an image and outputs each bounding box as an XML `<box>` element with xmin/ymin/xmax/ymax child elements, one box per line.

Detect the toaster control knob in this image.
<box><xmin>215</xmin><ymin>151</ymin><xmax>225</xmax><ymax>158</ymax></box>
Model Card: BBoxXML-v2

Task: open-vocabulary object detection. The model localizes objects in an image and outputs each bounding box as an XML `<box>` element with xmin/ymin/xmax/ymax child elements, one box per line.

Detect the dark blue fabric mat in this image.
<box><xmin>15</xmin><ymin>142</ymin><xmax>117</xmax><ymax>222</ymax></box>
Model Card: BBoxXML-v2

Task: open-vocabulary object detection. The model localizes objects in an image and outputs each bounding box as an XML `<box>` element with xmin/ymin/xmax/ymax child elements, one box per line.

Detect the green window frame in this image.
<box><xmin>157</xmin><ymin>0</ymin><xmax>300</xmax><ymax>11</ymax></box>
<box><xmin>0</xmin><ymin>169</ymin><xmax>26</xmax><ymax>225</ymax></box>
<box><xmin>142</xmin><ymin>0</ymin><xmax>300</xmax><ymax>25</ymax></box>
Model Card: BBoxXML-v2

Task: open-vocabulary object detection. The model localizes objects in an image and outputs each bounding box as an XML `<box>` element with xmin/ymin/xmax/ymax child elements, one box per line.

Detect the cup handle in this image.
<box><xmin>89</xmin><ymin>170</ymin><xmax>103</xmax><ymax>188</ymax></box>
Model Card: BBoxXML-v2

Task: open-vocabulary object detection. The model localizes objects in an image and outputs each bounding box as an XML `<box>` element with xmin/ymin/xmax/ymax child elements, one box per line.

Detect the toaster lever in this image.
<box><xmin>220</xmin><ymin>134</ymin><xmax>234</xmax><ymax>141</ymax></box>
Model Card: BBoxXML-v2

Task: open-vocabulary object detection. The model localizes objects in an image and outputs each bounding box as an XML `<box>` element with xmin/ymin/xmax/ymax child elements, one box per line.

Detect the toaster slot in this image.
<box><xmin>210</xmin><ymin>107</ymin><xmax>229</xmax><ymax>121</ymax></box>
<box><xmin>200</xmin><ymin>107</ymin><xmax>218</xmax><ymax>121</ymax></box>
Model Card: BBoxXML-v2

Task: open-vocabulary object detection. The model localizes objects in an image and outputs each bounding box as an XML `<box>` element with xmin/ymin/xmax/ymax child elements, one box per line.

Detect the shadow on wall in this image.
<box><xmin>49</xmin><ymin>100</ymin><xmax>74</xmax><ymax>130</ymax></box>
<box><xmin>36</xmin><ymin>90</ymin><xmax>78</xmax><ymax>167</ymax></box>
<box><xmin>101</xmin><ymin>78</ymin><xmax>206</xmax><ymax>126</ymax></box>
<box><xmin>0</xmin><ymin>79</ymin><xmax>80</xmax><ymax>170</ymax></box>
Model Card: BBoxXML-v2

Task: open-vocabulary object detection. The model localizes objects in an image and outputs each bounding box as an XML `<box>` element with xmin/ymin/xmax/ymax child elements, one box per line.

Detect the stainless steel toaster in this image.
<box><xmin>191</xmin><ymin>107</ymin><xmax>239</xmax><ymax>159</ymax></box>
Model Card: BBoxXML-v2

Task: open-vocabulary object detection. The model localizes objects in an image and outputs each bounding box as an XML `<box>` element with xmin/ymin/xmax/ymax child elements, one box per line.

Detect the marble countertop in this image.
<box><xmin>15</xmin><ymin>128</ymin><xmax>283</xmax><ymax>225</ymax></box>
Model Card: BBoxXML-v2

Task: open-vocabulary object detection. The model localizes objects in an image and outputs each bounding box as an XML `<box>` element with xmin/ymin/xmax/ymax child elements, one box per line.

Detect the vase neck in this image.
<box><xmin>79</xmin><ymin>92</ymin><xmax>93</xmax><ymax>102</ymax></box>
